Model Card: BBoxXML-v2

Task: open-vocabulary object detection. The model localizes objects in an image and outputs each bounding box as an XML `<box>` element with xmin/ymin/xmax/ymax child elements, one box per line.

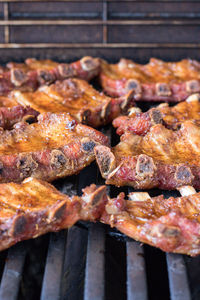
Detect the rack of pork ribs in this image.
<box><xmin>100</xmin><ymin>58</ymin><xmax>200</xmax><ymax>102</ymax></box>
<box><xmin>1</xmin><ymin>56</ymin><xmax>200</xmax><ymax>257</ymax></box>
<box><xmin>1</xmin><ymin>179</ymin><xmax>200</xmax><ymax>256</ymax></box>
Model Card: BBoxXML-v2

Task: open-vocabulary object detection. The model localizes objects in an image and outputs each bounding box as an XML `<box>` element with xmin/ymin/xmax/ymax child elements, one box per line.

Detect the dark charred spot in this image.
<box><xmin>38</xmin><ymin>70</ymin><xmax>54</xmax><ymax>84</ymax></box>
<box><xmin>161</xmin><ymin>226</ymin><xmax>180</xmax><ymax>238</ymax></box>
<box><xmin>51</xmin><ymin>150</ymin><xmax>67</xmax><ymax>169</ymax></box>
<box><xmin>80</xmin><ymin>109</ymin><xmax>91</xmax><ymax>124</ymax></box>
<box><xmin>12</xmin><ymin>215</ymin><xmax>27</xmax><ymax>237</ymax></box>
<box><xmin>186</xmin><ymin>80</ymin><xmax>200</xmax><ymax>93</ymax></box>
<box><xmin>0</xmin><ymin>161</ymin><xmax>3</xmax><ymax>175</ymax></box>
<box><xmin>11</xmin><ymin>69</ymin><xmax>28</xmax><ymax>87</ymax></box>
<box><xmin>81</xmin><ymin>56</ymin><xmax>99</xmax><ymax>71</ymax></box>
<box><xmin>58</xmin><ymin>64</ymin><xmax>75</xmax><ymax>78</ymax></box>
<box><xmin>136</xmin><ymin>154</ymin><xmax>156</xmax><ymax>179</ymax></box>
<box><xmin>53</xmin><ymin>203</ymin><xmax>66</xmax><ymax>220</ymax></box>
<box><xmin>126</xmin><ymin>79</ymin><xmax>141</xmax><ymax>94</ymax></box>
<box><xmin>23</xmin><ymin>115</ymin><xmax>37</xmax><ymax>125</ymax></box>
<box><xmin>17</xmin><ymin>155</ymin><xmax>38</xmax><ymax>177</ymax></box>
<box><xmin>175</xmin><ymin>165</ymin><xmax>194</xmax><ymax>184</ymax></box>
<box><xmin>150</xmin><ymin>109</ymin><xmax>163</xmax><ymax>125</ymax></box>
<box><xmin>156</xmin><ymin>83</ymin><xmax>171</xmax><ymax>97</ymax></box>
<box><xmin>82</xmin><ymin>141</ymin><xmax>96</xmax><ymax>152</ymax></box>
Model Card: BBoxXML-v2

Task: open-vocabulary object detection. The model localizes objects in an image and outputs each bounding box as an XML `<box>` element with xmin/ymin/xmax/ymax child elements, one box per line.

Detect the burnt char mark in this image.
<box><xmin>10</xmin><ymin>69</ymin><xmax>28</xmax><ymax>87</ymax></box>
<box><xmin>186</xmin><ymin>80</ymin><xmax>200</xmax><ymax>93</ymax></box>
<box><xmin>136</xmin><ymin>154</ymin><xmax>156</xmax><ymax>179</ymax></box>
<box><xmin>0</xmin><ymin>161</ymin><xmax>3</xmax><ymax>175</ymax></box>
<box><xmin>51</xmin><ymin>150</ymin><xmax>67</xmax><ymax>170</ymax></box>
<box><xmin>22</xmin><ymin>115</ymin><xmax>37</xmax><ymax>125</ymax></box>
<box><xmin>149</xmin><ymin>109</ymin><xmax>163</xmax><ymax>125</ymax></box>
<box><xmin>58</xmin><ymin>64</ymin><xmax>76</xmax><ymax>78</ymax></box>
<box><xmin>17</xmin><ymin>154</ymin><xmax>38</xmax><ymax>178</ymax></box>
<box><xmin>156</xmin><ymin>83</ymin><xmax>171</xmax><ymax>97</ymax></box>
<box><xmin>37</xmin><ymin>70</ymin><xmax>55</xmax><ymax>84</ymax></box>
<box><xmin>175</xmin><ymin>165</ymin><xmax>194</xmax><ymax>184</ymax></box>
<box><xmin>79</xmin><ymin>109</ymin><xmax>91</xmax><ymax>124</ymax></box>
<box><xmin>80</xmin><ymin>56</ymin><xmax>99</xmax><ymax>71</ymax></box>
<box><xmin>10</xmin><ymin>215</ymin><xmax>27</xmax><ymax>237</ymax></box>
<box><xmin>82</xmin><ymin>140</ymin><xmax>96</xmax><ymax>152</ymax></box>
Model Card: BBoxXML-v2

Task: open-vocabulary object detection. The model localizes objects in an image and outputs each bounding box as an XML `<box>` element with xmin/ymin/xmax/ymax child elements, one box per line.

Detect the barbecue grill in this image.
<box><xmin>0</xmin><ymin>1</ymin><xmax>200</xmax><ymax>299</ymax></box>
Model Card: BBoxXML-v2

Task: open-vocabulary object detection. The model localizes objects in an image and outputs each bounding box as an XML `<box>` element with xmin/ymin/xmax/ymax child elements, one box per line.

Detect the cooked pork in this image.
<box><xmin>0</xmin><ymin>112</ymin><xmax>108</xmax><ymax>183</ymax></box>
<box><xmin>100</xmin><ymin>58</ymin><xmax>200</xmax><ymax>102</ymax></box>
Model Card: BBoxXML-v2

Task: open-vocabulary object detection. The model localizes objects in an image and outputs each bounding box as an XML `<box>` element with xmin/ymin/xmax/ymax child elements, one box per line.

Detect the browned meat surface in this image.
<box><xmin>101</xmin><ymin>186</ymin><xmax>200</xmax><ymax>256</ymax></box>
<box><xmin>113</xmin><ymin>94</ymin><xmax>200</xmax><ymax>135</ymax></box>
<box><xmin>0</xmin><ymin>112</ymin><xmax>108</xmax><ymax>183</ymax></box>
<box><xmin>95</xmin><ymin>120</ymin><xmax>200</xmax><ymax>190</ymax></box>
<box><xmin>0</xmin><ymin>106</ymin><xmax>39</xmax><ymax>130</ymax></box>
<box><xmin>7</xmin><ymin>78</ymin><xmax>134</xmax><ymax>128</ymax></box>
<box><xmin>100</xmin><ymin>58</ymin><xmax>200</xmax><ymax>102</ymax></box>
<box><xmin>0</xmin><ymin>56</ymin><xmax>100</xmax><ymax>95</ymax></box>
<box><xmin>0</xmin><ymin>178</ymin><xmax>107</xmax><ymax>251</ymax></box>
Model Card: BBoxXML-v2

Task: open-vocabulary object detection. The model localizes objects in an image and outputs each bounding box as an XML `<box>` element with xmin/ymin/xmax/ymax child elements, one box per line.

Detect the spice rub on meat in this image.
<box><xmin>0</xmin><ymin>178</ymin><xmax>107</xmax><ymax>251</ymax></box>
<box><xmin>0</xmin><ymin>112</ymin><xmax>108</xmax><ymax>183</ymax></box>
<box><xmin>100</xmin><ymin>58</ymin><xmax>200</xmax><ymax>102</ymax></box>
<box><xmin>113</xmin><ymin>93</ymin><xmax>200</xmax><ymax>136</ymax></box>
<box><xmin>95</xmin><ymin>120</ymin><xmax>200</xmax><ymax>190</ymax></box>
<box><xmin>0</xmin><ymin>56</ymin><xmax>100</xmax><ymax>95</ymax></box>
<box><xmin>101</xmin><ymin>185</ymin><xmax>200</xmax><ymax>256</ymax></box>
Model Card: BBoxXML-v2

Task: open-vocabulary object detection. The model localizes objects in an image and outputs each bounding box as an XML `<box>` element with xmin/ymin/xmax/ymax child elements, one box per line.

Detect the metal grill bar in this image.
<box><xmin>0</xmin><ymin>243</ymin><xmax>27</xmax><ymax>300</ymax></box>
<box><xmin>166</xmin><ymin>253</ymin><xmax>191</xmax><ymax>300</ymax></box>
<box><xmin>40</xmin><ymin>231</ymin><xmax>66</xmax><ymax>300</ymax></box>
<box><xmin>126</xmin><ymin>241</ymin><xmax>148</xmax><ymax>300</ymax></box>
<box><xmin>84</xmin><ymin>223</ymin><xmax>105</xmax><ymax>300</ymax></box>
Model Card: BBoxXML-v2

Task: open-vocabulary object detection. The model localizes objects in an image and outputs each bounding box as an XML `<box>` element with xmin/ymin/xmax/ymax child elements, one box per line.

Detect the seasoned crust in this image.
<box><xmin>0</xmin><ymin>112</ymin><xmax>108</xmax><ymax>183</ymax></box>
<box><xmin>100</xmin><ymin>58</ymin><xmax>200</xmax><ymax>101</ymax></box>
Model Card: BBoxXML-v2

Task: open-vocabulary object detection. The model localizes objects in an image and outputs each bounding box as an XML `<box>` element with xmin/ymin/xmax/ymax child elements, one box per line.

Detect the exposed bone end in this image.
<box><xmin>37</xmin><ymin>69</ymin><xmax>55</xmax><ymax>84</ymax></box>
<box><xmin>128</xmin><ymin>192</ymin><xmax>151</xmax><ymax>202</ymax></box>
<box><xmin>80</xmin><ymin>56</ymin><xmax>100</xmax><ymax>71</ymax></box>
<box><xmin>101</xmin><ymin>100</ymin><xmax>111</xmax><ymax>120</ymax></box>
<box><xmin>186</xmin><ymin>80</ymin><xmax>200</xmax><ymax>93</ymax></box>
<box><xmin>177</xmin><ymin>185</ymin><xmax>196</xmax><ymax>197</ymax></box>
<box><xmin>17</xmin><ymin>154</ymin><xmax>38</xmax><ymax>178</ymax></box>
<box><xmin>186</xmin><ymin>93</ymin><xmax>200</xmax><ymax>103</ymax></box>
<box><xmin>48</xmin><ymin>201</ymin><xmax>67</xmax><ymax>222</ymax></box>
<box><xmin>22</xmin><ymin>114</ymin><xmax>37</xmax><ymax>125</ymax></box>
<box><xmin>50</xmin><ymin>150</ymin><xmax>67</xmax><ymax>170</ymax></box>
<box><xmin>175</xmin><ymin>165</ymin><xmax>194</xmax><ymax>185</ymax></box>
<box><xmin>78</xmin><ymin>109</ymin><xmax>91</xmax><ymax>124</ymax></box>
<box><xmin>9</xmin><ymin>214</ymin><xmax>27</xmax><ymax>237</ymax></box>
<box><xmin>94</xmin><ymin>145</ymin><xmax>116</xmax><ymax>177</ymax></box>
<box><xmin>81</xmin><ymin>138</ymin><xmax>96</xmax><ymax>153</ymax></box>
<box><xmin>128</xmin><ymin>106</ymin><xmax>142</xmax><ymax>117</ymax></box>
<box><xmin>125</xmin><ymin>79</ymin><xmax>142</xmax><ymax>97</ymax></box>
<box><xmin>121</xmin><ymin>89</ymin><xmax>135</xmax><ymax>111</ymax></box>
<box><xmin>155</xmin><ymin>83</ymin><xmax>171</xmax><ymax>97</ymax></box>
<box><xmin>82</xmin><ymin>185</ymin><xmax>107</xmax><ymax>207</ymax></box>
<box><xmin>159</xmin><ymin>224</ymin><xmax>180</xmax><ymax>238</ymax></box>
<box><xmin>149</xmin><ymin>109</ymin><xmax>163</xmax><ymax>125</ymax></box>
<box><xmin>10</xmin><ymin>68</ymin><xmax>28</xmax><ymax>87</ymax></box>
<box><xmin>58</xmin><ymin>64</ymin><xmax>76</xmax><ymax>78</ymax></box>
<box><xmin>136</xmin><ymin>154</ymin><xmax>156</xmax><ymax>180</ymax></box>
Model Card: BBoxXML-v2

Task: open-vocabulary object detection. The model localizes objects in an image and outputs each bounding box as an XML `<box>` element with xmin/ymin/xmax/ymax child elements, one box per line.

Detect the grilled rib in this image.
<box><xmin>101</xmin><ymin>185</ymin><xmax>200</xmax><ymax>256</ymax></box>
<box><xmin>113</xmin><ymin>93</ymin><xmax>200</xmax><ymax>135</ymax></box>
<box><xmin>0</xmin><ymin>56</ymin><xmax>100</xmax><ymax>95</ymax></box>
<box><xmin>95</xmin><ymin>120</ymin><xmax>200</xmax><ymax>190</ymax></box>
<box><xmin>100</xmin><ymin>58</ymin><xmax>200</xmax><ymax>102</ymax></box>
<box><xmin>0</xmin><ymin>178</ymin><xmax>107</xmax><ymax>251</ymax></box>
<box><xmin>0</xmin><ymin>106</ymin><xmax>39</xmax><ymax>130</ymax></box>
<box><xmin>7</xmin><ymin>78</ymin><xmax>134</xmax><ymax>128</ymax></box>
<box><xmin>0</xmin><ymin>112</ymin><xmax>108</xmax><ymax>183</ymax></box>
